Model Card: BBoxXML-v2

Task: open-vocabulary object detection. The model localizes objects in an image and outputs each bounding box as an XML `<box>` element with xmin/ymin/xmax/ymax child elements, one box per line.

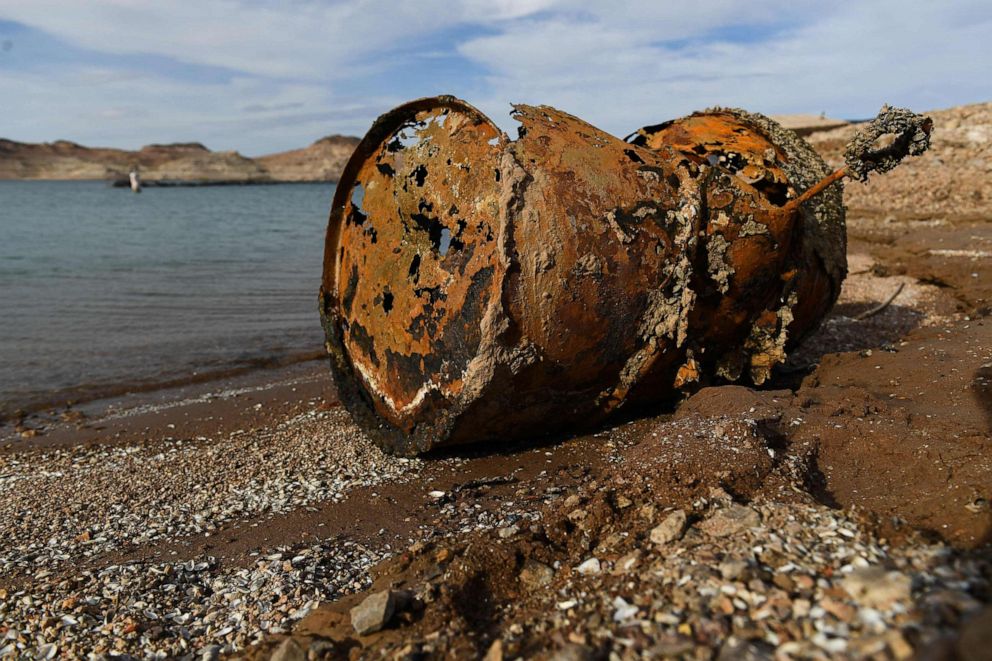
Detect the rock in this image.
<box><xmin>497</xmin><ymin>525</ymin><xmax>519</xmax><ymax>538</ymax></box>
<box><xmin>649</xmin><ymin>637</ymin><xmax>695</xmax><ymax>657</ymax></box>
<box><xmin>596</xmin><ymin>532</ymin><xmax>624</xmax><ymax>551</ymax></box>
<box><xmin>773</xmin><ymin>573</ymin><xmax>795</xmax><ymax>592</ymax></box>
<box><xmin>563</xmin><ymin>495</ymin><xmax>582</xmax><ymax>510</ymax></box>
<box><xmin>841</xmin><ymin>567</ymin><xmax>911</xmax><ymax>609</ymax></box>
<box><xmin>575</xmin><ymin>558</ymin><xmax>600</xmax><ymax>575</ymax></box>
<box><xmin>612</xmin><ymin>596</ymin><xmax>638</xmax><ymax>622</ymax></box>
<box><xmin>483</xmin><ymin>639</ymin><xmax>504</xmax><ymax>661</ymax></box>
<box><xmin>612</xmin><ymin>550</ymin><xmax>641</xmax><ymax>575</ymax></box>
<box><xmin>308</xmin><ymin>637</ymin><xmax>337</xmax><ymax>659</ymax></box>
<box><xmin>717</xmin><ymin>637</ymin><xmax>774</xmax><ymax>661</ymax></box>
<box><xmin>650</xmin><ymin>509</ymin><xmax>687</xmax><ymax>545</ymax></box>
<box><xmin>350</xmin><ymin>590</ymin><xmax>396</xmax><ymax>635</ymax></box>
<box><xmin>270</xmin><ymin>637</ymin><xmax>305</xmax><ymax>661</ymax></box>
<box><xmin>567</xmin><ymin>508</ymin><xmax>588</xmax><ymax>522</ymax></box>
<box><xmin>886</xmin><ymin>630</ymin><xmax>914</xmax><ymax>660</ymax></box>
<box><xmin>199</xmin><ymin>645</ymin><xmax>221</xmax><ymax>661</ymax></box>
<box><xmin>699</xmin><ymin>505</ymin><xmax>761</xmax><ymax>538</ymax></box>
<box><xmin>820</xmin><ymin>597</ymin><xmax>856</xmax><ymax>622</ymax></box>
<box><xmin>707</xmin><ymin>486</ymin><xmax>734</xmax><ymax>504</ymax></box>
<box><xmin>719</xmin><ymin>560</ymin><xmax>747</xmax><ymax>580</ymax></box>
<box><xmin>520</xmin><ymin>560</ymin><xmax>555</xmax><ymax>588</ymax></box>
<box><xmin>0</xmin><ymin>135</ymin><xmax>358</xmax><ymax>183</ymax></box>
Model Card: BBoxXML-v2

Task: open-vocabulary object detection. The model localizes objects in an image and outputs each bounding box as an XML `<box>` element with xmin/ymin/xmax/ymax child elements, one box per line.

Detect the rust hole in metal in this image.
<box><xmin>412</xmin><ymin>164</ymin><xmax>427</xmax><ymax>187</ymax></box>
<box><xmin>407</xmin><ymin>254</ymin><xmax>421</xmax><ymax>283</ymax></box>
<box><xmin>630</xmin><ymin>112</ymin><xmax>795</xmax><ymax>207</ymax></box>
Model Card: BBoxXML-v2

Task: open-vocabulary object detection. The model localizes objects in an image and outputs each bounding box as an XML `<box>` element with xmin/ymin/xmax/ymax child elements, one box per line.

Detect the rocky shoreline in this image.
<box><xmin>0</xmin><ymin>102</ymin><xmax>990</xmax><ymax>660</ymax></box>
<box><xmin>106</xmin><ymin>178</ymin><xmax>335</xmax><ymax>188</ymax></box>
<box><xmin>0</xmin><ymin>134</ymin><xmax>359</xmax><ymax>186</ymax></box>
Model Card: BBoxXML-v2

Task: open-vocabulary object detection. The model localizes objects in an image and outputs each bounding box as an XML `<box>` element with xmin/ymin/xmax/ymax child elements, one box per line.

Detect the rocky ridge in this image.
<box><xmin>0</xmin><ymin>135</ymin><xmax>359</xmax><ymax>185</ymax></box>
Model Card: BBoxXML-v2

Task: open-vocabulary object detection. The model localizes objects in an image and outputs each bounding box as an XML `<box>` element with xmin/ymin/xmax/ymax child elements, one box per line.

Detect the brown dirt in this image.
<box><xmin>4</xmin><ymin>103</ymin><xmax>991</xmax><ymax>660</ymax></box>
<box><xmin>237</xmin><ymin>234</ymin><xmax>992</xmax><ymax>657</ymax></box>
<box><xmin>242</xmin><ymin>327</ymin><xmax>992</xmax><ymax>656</ymax></box>
<box><xmin>235</xmin><ymin>105</ymin><xmax>992</xmax><ymax>660</ymax></box>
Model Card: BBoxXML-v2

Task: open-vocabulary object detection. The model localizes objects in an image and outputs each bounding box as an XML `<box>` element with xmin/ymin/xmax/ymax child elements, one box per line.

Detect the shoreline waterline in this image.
<box><xmin>0</xmin><ymin>349</ymin><xmax>326</xmax><ymax>421</ymax></box>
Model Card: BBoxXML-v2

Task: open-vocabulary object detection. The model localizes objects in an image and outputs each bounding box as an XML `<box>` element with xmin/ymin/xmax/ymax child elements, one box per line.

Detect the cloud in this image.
<box><xmin>458</xmin><ymin>0</ymin><xmax>992</xmax><ymax>135</ymax></box>
<box><xmin>0</xmin><ymin>0</ymin><xmax>553</xmax><ymax>79</ymax></box>
<box><xmin>0</xmin><ymin>0</ymin><xmax>989</xmax><ymax>153</ymax></box>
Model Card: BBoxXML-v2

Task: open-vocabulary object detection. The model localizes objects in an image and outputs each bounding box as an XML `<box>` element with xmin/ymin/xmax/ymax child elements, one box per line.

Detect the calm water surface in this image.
<box><xmin>0</xmin><ymin>181</ymin><xmax>336</xmax><ymax>414</ymax></box>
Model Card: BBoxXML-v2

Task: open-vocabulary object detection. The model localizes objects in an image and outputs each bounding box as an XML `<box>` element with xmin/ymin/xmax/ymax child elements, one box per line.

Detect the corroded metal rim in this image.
<box><xmin>320</xmin><ymin>95</ymin><xmax>507</xmax><ymax>455</ymax></box>
<box><xmin>321</xmin><ymin>95</ymin><xmax>505</xmax><ymax>297</ymax></box>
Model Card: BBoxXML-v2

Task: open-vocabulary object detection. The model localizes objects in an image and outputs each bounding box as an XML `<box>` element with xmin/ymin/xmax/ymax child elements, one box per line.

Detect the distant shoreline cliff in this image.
<box><xmin>0</xmin><ymin>135</ymin><xmax>360</xmax><ymax>186</ymax></box>
<box><xmin>0</xmin><ymin>114</ymin><xmax>852</xmax><ymax>187</ymax></box>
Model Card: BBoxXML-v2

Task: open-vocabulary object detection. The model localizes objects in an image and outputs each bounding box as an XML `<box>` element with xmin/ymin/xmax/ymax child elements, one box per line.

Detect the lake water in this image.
<box><xmin>0</xmin><ymin>181</ymin><xmax>336</xmax><ymax>416</ymax></box>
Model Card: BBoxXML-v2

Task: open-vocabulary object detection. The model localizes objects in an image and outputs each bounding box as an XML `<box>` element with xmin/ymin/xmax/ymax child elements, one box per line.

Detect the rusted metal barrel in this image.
<box><xmin>624</xmin><ymin>108</ymin><xmax>848</xmax><ymax>385</ymax></box>
<box><xmin>320</xmin><ymin>96</ymin><xmax>929</xmax><ymax>455</ymax></box>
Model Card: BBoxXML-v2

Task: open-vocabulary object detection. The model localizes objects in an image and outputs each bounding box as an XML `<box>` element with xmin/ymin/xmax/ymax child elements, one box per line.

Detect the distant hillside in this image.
<box><xmin>0</xmin><ymin>135</ymin><xmax>360</xmax><ymax>185</ymax></box>
<box><xmin>768</xmin><ymin>114</ymin><xmax>849</xmax><ymax>136</ymax></box>
<box><xmin>256</xmin><ymin>135</ymin><xmax>360</xmax><ymax>182</ymax></box>
<box><xmin>806</xmin><ymin>101</ymin><xmax>992</xmax><ymax>218</ymax></box>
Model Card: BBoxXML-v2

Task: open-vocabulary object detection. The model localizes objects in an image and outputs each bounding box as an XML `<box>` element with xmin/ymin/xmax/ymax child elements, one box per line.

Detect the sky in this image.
<box><xmin>1</xmin><ymin>1</ymin><xmax>989</xmax><ymax>156</ymax></box>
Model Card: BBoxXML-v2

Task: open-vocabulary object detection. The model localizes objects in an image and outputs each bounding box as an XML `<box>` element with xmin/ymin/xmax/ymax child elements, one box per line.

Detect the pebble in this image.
<box><xmin>0</xmin><ymin>408</ymin><xmax>425</xmax><ymax>658</ymax></box>
<box><xmin>576</xmin><ymin>558</ymin><xmax>601</xmax><ymax>575</ymax></box>
<box><xmin>350</xmin><ymin>590</ymin><xmax>396</xmax><ymax>636</ymax></box>
<box><xmin>612</xmin><ymin>596</ymin><xmax>638</xmax><ymax>622</ymax></box>
<box><xmin>699</xmin><ymin>504</ymin><xmax>761</xmax><ymax>538</ymax></box>
<box><xmin>520</xmin><ymin>560</ymin><xmax>555</xmax><ymax>588</ymax></box>
<box><xmin>719</xmin><ymin>559</ymin><xmax>747</xmax><ymax>580</ymax></box>
<box><xmin>841</xmin><ymin>566</ymin><xmax>912</xmax><ymax>609</ymax></box>
<box><xmin>270</xmin><ymin>637</ymin><xmax>306</xmax><ymax>661</ymax></box>
<box><xmin>649</xmin><ymin>509</ymin><xmax>687</xmax><ymax>545</ymax></box>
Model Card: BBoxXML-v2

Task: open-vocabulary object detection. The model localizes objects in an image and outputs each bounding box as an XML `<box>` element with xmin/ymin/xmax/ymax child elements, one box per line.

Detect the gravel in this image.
<box><xmin>0</xmin><ymin>406</ymin><xmax>551</xmax><ymax>659</ymax></box>
<box><xmin>0</xmin><ymin>409</ymin><xmax>421</xmax><ymax>576</ymax></box>
<box><xmin>0</xmin><ymin>537</ymin><xmax>384</xmax><ymax>658</ymax></box>
<box><xmin>533</xmin><ymin>498</ymin><xmax>988</xmax><ymax>659</ymax></box>
<box><xmin>250</xmin><ymin>442</ymin><xmax>991</xmax><ymax>660</ymax></box>
<box><xmin>0</xmin><ymin>407</ymin><xmax>426</xmax><ymax>658</ymax></box>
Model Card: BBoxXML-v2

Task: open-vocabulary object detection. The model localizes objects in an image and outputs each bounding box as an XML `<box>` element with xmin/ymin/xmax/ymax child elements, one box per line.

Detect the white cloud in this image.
<box><xmin>459</xmin><ymin>0</ymin><xmax>992</xmax><ymax>134</ymax></box>
<box><xmin>0</xmin><ymin>0</ymin><xmax>553</xmax><ymax>79</ymax></box>
<box><xmin>0</xmin><ymin>0</ymin><xmax>989</xmax><ymax>152</ymax></box>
